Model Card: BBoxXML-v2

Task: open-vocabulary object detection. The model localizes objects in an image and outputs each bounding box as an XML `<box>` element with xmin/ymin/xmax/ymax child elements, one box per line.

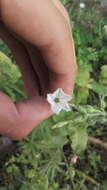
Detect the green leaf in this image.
<box><xmin>100</xmin><ymin>65</ymin><xmax>107</xmax><ymax>85</ymax></box>
<box><xmin>102</xmin><ymin>181</ymin><xmax>107</xmax><ymax>190</ymax></box>
<box><xmin>70</xmin><ymin>124</ymin><xmax>88</xmax><ymax>155</ymax></box>
<box><xmin>91</xmin><ymin>81</ymin><xmax>107</xmax><ymax>95</ymax></box>
<box><xmin>19</xmin><ymin>184</ymin><xmax>28</xmax><ymax>190</ymax></box>
<box><xmin>74</xmin><ymin>87</ymin><xmax>89</xmax><ymax>104</ymax></box>
<box><xmin>100</xmin><ymin>65</ymin><xmax>107</xmax><ymax>78</ymax></box>
<box><xmin>0</xmin><ymin>187</ymin><xmax>8</xmax><ymax>190</ymax></box>
<box><xmin>26</xmin><ymin>169</ymin><xmax>35</xmax><ymax>179</ymax></box>
<box><xmin>76</xmin><ymin>69</ymin><xmax>90</xmax><ymax>87</ymax></box>
<box><xmin>52</xmin><ymin>121</ymin><xmax>69</xmax><ymax>129</ymax></box>
<box><xmin>0</xmin><ymin>50</ymin><xmax>11</xmax><ymax>63</ymax></box>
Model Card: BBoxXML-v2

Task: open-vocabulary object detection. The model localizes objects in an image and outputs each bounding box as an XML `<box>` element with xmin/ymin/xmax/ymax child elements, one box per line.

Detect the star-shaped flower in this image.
<box><xmin>47</xmin><ymin>88</ymin><xmax>73</xmax><ymax>114</ymax></box>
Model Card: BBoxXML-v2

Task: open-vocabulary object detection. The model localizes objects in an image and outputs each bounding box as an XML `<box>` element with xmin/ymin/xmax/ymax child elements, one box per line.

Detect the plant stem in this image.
<box><xmin>62</xmin><ymin>152</ymin><xmax>76</xmax><ymax>190</ymax></box>
<box><xmin>77</xmin><ymin>170</ymin><xmax>100</xmax><ymax>188</ymax></box>
<box><xmin>85</xmin><ymin>175</ymin><xmax>100</xmax><ymax>187</ymax></box>
<box><xmin>88</xmin><ymin>137</ymin><xmax>107</xmax><ymax>150</ymax></box>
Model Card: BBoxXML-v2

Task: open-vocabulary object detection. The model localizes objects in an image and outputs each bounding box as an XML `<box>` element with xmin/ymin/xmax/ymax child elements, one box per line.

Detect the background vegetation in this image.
<box><xmin>0</xmin><ymin>0</ymin><xmax>107</xmax><ymax>189</ymax></box>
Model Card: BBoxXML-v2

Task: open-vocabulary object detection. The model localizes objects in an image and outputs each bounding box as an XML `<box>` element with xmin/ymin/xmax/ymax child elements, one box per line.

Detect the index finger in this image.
<box><xmin>40</xmin><ymin>20</ymin><xmax>77</xmax><ymax>94</ymax></box>
<box><xmin>1</xmin><ymin>0</ymin><xmax>77</xmax><ymax>93</ymax></box>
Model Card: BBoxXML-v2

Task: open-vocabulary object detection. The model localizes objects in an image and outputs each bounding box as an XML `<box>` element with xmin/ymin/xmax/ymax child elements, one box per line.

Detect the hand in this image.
<box><xmin>0</xmin><ymin>22</ymin><xmax>53</xmax><ymax>140</ymax></box>
<box><xmin>0</xmin><ymin>0</ymin><xmax>77</xmax><ymax>140</ymax></box>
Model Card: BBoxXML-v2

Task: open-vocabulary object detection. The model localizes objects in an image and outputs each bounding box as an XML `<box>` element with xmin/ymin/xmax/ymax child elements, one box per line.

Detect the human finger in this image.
<box><xmin>0</xmin><ymin>21</ymin><xmax>40</xmax><ymax>97</ymax></box>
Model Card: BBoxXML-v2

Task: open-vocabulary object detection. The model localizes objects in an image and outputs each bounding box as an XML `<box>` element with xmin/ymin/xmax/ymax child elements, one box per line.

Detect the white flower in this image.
<box><xmin>79</xmin><ymin>2</ymin><xmax>85</xmax><ymax>8</ymax></box>
<box><xmin>47</xmin><ymin>88</ymin><xmax>73</xmax><ymax>114</ymax></box>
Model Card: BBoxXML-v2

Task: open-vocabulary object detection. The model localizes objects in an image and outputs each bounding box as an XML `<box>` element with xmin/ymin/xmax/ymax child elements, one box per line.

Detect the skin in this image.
<box><xmin>0</xmin><ymin>0</ymin><xmax>77</xmax><ymax>140</ymax></box>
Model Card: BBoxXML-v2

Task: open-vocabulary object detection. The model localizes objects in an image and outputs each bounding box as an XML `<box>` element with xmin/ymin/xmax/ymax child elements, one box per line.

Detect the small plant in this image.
<box><xmin>0</xmin><ymin>1</ymin><xmax>107</xmax><ymax>190</ymax></box>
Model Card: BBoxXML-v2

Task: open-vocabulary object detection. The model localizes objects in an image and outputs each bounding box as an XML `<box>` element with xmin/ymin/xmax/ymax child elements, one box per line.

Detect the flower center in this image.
<box><xmin>54</xmin><ymin>98</ymin><xmax>60</xmax><ymax>103</ymax></box>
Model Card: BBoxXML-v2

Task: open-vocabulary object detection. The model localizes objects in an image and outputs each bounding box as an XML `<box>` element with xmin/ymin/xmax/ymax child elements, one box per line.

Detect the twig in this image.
<box><xmin>85</xmin><ymin>175</ymin><xmax>100</xmax><ymax>187</ymax></box>
<box><xmin>88</xmin><ymin>137</ymin><xmax>107</xmax><ymax>150</ymax></box>
<box><xmin>77</xmin><ymin>170</ymin><xmax>100</xmax><ymax>187</ymax></box>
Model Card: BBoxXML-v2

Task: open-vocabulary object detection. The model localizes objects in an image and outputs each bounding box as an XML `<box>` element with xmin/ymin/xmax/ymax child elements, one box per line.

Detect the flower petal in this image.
<box><xmin>51</xmin><ymin>104</ymin><xmax>62</xmax><ymax>114</ymax></box>
<box><xmin>47</xmin><ymin>93</ymin><xmax>55</xmax><ymax>105</ymax></box>
<box><xmin>58</xmin><ymin>88</ymin><xmax>72</xmax><ymax>101</ymax></box>
<box><xmin>60</xmin><ymin>102</ymin><xmax>71</xmax><ymax>112</ymax></box>
<box><xmin>52</xmin><ymin>88</ymin><xmax>61</xmax><ymax>98</ymax></box>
